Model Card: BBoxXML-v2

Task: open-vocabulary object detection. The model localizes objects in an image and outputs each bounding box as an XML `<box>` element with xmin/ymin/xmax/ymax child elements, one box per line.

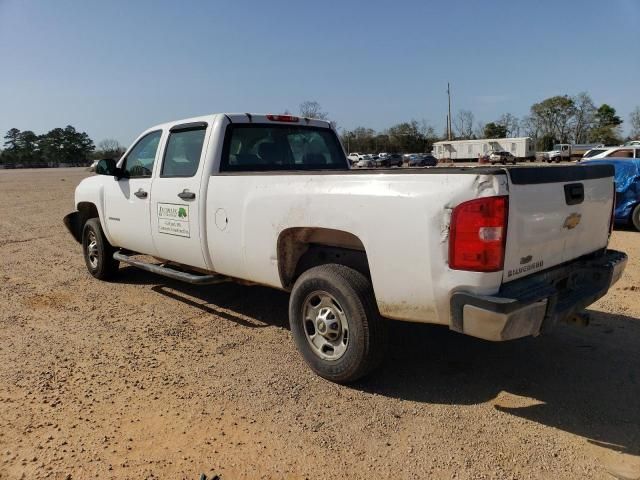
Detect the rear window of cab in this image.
<box><xmin>220</xmin><ymin>124</ymin><xmax>348</xmax><ymax>172</ymax></box>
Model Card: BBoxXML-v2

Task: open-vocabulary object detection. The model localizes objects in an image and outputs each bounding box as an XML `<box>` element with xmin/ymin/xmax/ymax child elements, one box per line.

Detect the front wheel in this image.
<box><xmin>289</xmin><ymin>264</ymin><xmax>385</xmax><ymax>384</ymax></box>
<box><xmin>82</xmin><ymin>218</ymin><xmax>119</xmax><ymax>280</ymax></box>
<box><xmin>632</xmin><ymin>204</ymin><xmax>640</xmax><ymax>231</ymax></box>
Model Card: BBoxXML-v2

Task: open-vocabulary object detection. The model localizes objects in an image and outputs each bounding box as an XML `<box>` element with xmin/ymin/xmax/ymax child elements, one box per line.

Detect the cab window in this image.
<box><xmin>221</xmin><ymin>124</ymin><xmax>347</xmax><ymax>172</ymax></box>
<box><xmin>161</xmin><ymin>127</ymin><xmax>207</xmax><ymax>177</ymax></box>
<box><xmin>121</xmin><ymin>131</ymin><xmax>161</xmax><ymax>178</ymax></box>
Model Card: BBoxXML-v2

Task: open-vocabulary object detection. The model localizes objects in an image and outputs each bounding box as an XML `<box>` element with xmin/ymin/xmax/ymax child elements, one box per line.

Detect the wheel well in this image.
<box><xmin>78</xmin><ymin>202</ymin><xmax>99</xmax><ymax>225</ymax></box>
<box><xmin>277</xmin><ymin>228</ymin><xmax>370</xmax><ymax>289</ymax></box>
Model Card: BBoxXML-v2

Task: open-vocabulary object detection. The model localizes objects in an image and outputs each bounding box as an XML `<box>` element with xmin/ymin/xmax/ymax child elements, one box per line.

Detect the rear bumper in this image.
<box><xmin>449</xmin><ymin>249</ymin><xmax>627</xmax><ymax>341</ymax></box>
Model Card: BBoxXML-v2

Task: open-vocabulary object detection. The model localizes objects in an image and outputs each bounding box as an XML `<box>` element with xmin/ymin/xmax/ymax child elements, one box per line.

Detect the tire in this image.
<box><xmin>82</xmin><ymin>218</ymin><xmax>119</xmax><ymax>280</ymax></box>
<box><xmin>288</xmin><ymin>264</ymin><xmax>386</xmax><ymax>384</ymax></box>
<box><xmin>632</xmin><ymin>204</ymin><xmax>640</xmax><ymax>231</ymax></box>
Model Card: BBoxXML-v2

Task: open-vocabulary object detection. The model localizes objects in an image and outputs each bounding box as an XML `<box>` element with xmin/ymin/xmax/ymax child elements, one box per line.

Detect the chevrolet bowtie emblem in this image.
<box><xmin>563</xmin><ymin>212</ymin><xmax>582</xmax><ymax>230</ymax></box>
<box><xmin>520</xmin><ymin>255</ymin><xmax>533</xmax><ymax>265</ymax></box>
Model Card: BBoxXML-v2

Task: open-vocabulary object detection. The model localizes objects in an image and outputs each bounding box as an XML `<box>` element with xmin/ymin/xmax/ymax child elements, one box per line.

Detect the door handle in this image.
<box><xmin>134</xmin><ymin>188</ymin><xmax>148</xmax><ymax>199</ymax></box>
<box><xmin>178</xmin><ymin>190</ymin><xmax>196</xmax><ymax>200</ymax></box>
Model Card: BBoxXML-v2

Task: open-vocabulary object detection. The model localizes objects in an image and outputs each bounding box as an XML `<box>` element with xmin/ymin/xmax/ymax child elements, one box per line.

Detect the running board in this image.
<box><xmin>113</xmin><ymin>252</ymin><xmax>228</xmax><ymax>285</ymax></box>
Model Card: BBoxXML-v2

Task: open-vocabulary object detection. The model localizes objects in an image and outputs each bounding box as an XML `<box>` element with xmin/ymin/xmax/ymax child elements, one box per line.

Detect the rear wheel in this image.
<box><xmin>632</xmin><ymin>204</ymin><xmax>640</xmax><ymax>231</ymax></box>
<box><xmin>289</xmin><ymin>264</ymin><xmax>385</xmax><ymax>384</ymax></box>
<box><xmin>82</xmin><ymin>218</ymin><xmax>119</xmax><ymax>280</ymax></box>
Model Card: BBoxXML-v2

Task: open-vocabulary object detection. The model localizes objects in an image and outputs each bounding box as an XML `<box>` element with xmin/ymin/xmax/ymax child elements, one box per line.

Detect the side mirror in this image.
<box><xmin>95</xmin><ymin>158</ymin><xmax>117</xmax><ymax>176</ymax></box>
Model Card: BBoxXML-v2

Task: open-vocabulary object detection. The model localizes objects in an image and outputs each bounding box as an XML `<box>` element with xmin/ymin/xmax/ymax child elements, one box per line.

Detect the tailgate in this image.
<box><xmin>503</xmin><ymin>165</ymin><xmax>614</xmax><ymax>283</ymax></box>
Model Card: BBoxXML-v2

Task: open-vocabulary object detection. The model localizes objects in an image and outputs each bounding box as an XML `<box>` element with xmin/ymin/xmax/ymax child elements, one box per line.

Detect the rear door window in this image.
<box><xmin>161</xmin><ymin>127</ymin><xmax>207</xmax><ymax>177</ymax></box>
<box><xmin>221</xmin><ymin>125</ymin><xmax>347</xmax><ymax>172</ymax></box>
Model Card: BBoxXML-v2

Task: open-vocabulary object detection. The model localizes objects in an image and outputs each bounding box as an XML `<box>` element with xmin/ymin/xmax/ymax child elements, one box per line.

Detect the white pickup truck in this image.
<box><xmin>64</xmin><ymin>113</ymin><xmax>627</xmax><ymax>383</ymax></box>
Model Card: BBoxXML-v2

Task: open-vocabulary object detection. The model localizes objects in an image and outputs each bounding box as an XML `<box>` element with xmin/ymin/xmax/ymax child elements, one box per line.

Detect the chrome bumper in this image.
<box><xmin>450</xmin><ymin>250</ymin><xmax>627</xmax><ymax>341</ymax></box>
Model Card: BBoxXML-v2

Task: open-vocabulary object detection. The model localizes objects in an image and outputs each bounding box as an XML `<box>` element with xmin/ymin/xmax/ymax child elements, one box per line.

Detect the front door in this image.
<box><xmin>103</xmin><ymin>130</ymin><xmax>162</xmax><ymax>255</ymax></box>
<box><xmin>150</xmin><ymin>123</ymin><xmax>209</xmax><ymax>269</ymax></box>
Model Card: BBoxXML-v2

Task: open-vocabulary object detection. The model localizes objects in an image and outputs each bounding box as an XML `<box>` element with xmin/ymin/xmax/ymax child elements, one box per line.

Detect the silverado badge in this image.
<box><xmin>563</xmin><ymin>212</ymin><xmax>582</xmax><ymax>230</ymax></box>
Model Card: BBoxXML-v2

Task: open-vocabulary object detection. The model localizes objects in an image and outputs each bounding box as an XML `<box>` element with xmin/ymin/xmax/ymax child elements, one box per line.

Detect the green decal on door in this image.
<box><xmin>158</xmin><ymin>203</ymin><xmax>190</xmax><ymax>238</ymax></box>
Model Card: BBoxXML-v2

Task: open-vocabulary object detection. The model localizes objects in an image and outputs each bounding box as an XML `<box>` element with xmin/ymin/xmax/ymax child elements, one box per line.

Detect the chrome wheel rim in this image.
<box><xmin>87</xmin><ymin>231</ymin><xmax>99</xmax><ymax>269</ymax></box>
<box><xmin>302</xmin><ymin>291</ymin><xmax>349</xmax><ymax>361</ymax></box>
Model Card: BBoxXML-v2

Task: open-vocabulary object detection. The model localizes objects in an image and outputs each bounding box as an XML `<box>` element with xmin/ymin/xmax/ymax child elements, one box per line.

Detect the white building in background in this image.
<box><xmin>433</xmin><ymin>137</ymin><xmax>536</xmax><ymax>161</ymax></box>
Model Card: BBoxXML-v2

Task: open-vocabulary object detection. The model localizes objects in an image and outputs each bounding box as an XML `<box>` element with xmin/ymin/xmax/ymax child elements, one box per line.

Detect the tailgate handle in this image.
<box><xmin>564</xmin><ymin>183</ymin><xmax>584</xmax><ymax>205</ymax></box>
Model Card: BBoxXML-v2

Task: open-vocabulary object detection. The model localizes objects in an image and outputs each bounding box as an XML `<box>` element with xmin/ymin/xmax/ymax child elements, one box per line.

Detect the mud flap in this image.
<box><xmin>63</xmin><ymin>211</ymin><xmax>82</xmax><ymax>243</ymax></box>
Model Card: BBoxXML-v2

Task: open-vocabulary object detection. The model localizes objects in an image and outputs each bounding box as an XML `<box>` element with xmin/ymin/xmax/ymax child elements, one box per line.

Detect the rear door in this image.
<box><xmin>502</xmin><ymin>165</ymin><xmax>614</xmax><ymax>282</ymax></box>
<box><xmin>150</xmin><ymin>122</ymin><xmax>209</xmax><ymax>269</ymax></box>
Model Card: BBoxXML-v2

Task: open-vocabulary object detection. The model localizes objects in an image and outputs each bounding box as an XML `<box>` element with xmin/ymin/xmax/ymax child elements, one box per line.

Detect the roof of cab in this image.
<box><xmin>224</xmin><ymin>113</ymin><xmax>331</xmax><ymax>128</ymax></box>
<box><xmin>144</xmin><ymin>113</ymin><xmax>332</xmax><ymax>134</ymax></box>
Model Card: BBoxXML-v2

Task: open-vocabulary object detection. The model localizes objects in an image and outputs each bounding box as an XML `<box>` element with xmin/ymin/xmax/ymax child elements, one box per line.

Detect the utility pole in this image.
<box><xmin>447</xmin><ymin>82</ymin><xmax>452</xmax><ymax>141</ymax></box>
<box><xmin>446</xmin><ymin>114</ymin><xmax>449</xmax><ymax>140</ymax></box>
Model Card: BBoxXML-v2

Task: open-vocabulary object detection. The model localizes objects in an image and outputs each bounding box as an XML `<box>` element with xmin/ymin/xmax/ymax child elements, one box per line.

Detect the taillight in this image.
<box><xmin>266</xmin><ymin>114</ymin><xmax>299</xmax><ymax>123</ymax></box>
<box><xmin>609</xmin><ymin>184</ymin><xmax>616</xmax><ymax>236</ymax></box>
<box><xmin>449</xmin><ymin>196</ymin><xmax>508</xmax><ymax>272</ymax></box>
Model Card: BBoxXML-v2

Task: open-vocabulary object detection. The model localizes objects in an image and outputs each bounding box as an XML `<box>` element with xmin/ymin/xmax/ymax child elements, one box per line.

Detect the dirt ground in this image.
<box><xmin>1</xmin><ymin>167</ymin><xmax>639</xmax><ymax>480</ymax></box>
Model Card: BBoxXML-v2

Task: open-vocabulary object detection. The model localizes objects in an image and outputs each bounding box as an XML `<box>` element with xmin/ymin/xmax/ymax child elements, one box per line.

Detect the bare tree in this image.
<box><xmin>299</xmin><ymin>100</ymin><xmax>337</xmax><ymax>128</ymax></box>
<box><xmin>629</xmin><ymin>107</ymin><xmax>640</xmax><ymax>139</ymax></box>
<box><xmin>97</xmin><ymin>138</ymin><xmax>123</xmax><ymax>157</ymax></box>
<box><xmin>453</xmin><ymin>110</ymin><xmax>474</xmax><ymax>139</ymax></box>
<box><xmin>571</xmin><ymin>92</ymin><xmax>596</xmax><ymax>143</ymax></box>
<box><xmin>473</xmin><ymin>120</ymin><xmax>486</xmax><ymax>139</ymax></box>
<box><xmin>529</xmin><ymin>95</ymin><xmax>576</xmax><ymax>143</ymax></box>
<box><xmin>299</xmin><ymin>101</ymin><xmax>329</xmax><ymax>120</ymax></box>
<box><xmin>497</xmin><ymin>113</ymin><xmax>520</xmax><ymax>137</ymax></box>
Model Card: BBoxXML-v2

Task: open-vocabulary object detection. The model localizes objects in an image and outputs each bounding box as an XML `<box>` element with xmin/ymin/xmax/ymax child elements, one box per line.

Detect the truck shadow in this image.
<box><xmin>361</xmin><ymin>310</ymin><xmax>640</xmax><ymax>456</ymax></box>
<box><xmin>117</xmin><ymin>266</ymin><xmax>290</xmax><ymax>329</ymax></box>
<box><xmin>116</xmin><ymin>266</ymin><xmax>640</xmax><ymax>456</ymax></box>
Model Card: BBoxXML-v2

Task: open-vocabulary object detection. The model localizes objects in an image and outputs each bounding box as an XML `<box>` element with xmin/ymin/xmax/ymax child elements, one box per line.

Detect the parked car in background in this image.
<box><xmin>355</xmin><ymin>156</ymin><xmax>376</xmax><ymax>168</ymax></box>
<box><xmin>377</xmin><ymin>153</ymin><xmax>403</xmax><ymax>167</ymax></box>
<box><xmin>582</xmin><ymin>148</ymin><xmax>608</xmax><ymax>161</ymax></box>
<box><xmin>489</xmin><ymin>151</ymin><xmax>517</xmax><ymax>165</ymax></box>
<box><xmin>583</xmin><ymin>158</ymin><xmax>640</xmax><ymax>230</ymax></box>
<box><xmin>348</xmin><ymin>153</ymin><xmax>365</xmax><ymax>165</ymax></box>
<box><xmin>584</xmin><ymin>146</ymin><xmax>640</xmax><ymax>160</ymax></box>
<box><xmin>408</xmin><ymin>154</ymin><xmax>437</xmax><ymax>167</ymax></box>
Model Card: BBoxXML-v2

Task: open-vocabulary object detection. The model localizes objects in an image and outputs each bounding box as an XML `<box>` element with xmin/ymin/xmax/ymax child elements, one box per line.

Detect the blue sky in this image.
<box><xmin>1</xmin><ymin>0</ymin><xmax>639</xmax><ymax>146</ymax></box>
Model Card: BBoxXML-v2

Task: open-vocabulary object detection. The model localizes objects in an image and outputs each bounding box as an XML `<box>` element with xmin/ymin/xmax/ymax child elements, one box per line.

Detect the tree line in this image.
<box><xmin>3</xmin><ymin>96</ymin><xmax>639</xmax><ymax>167</ymax></box>
<box><xmin>298</xmin><ymin>96</ymin><xmax>640</xmax><ymax>154</ymax></box>
<box><xmin>0</xmin><ymin>126</ymin><xmax>125</xmax><ymax>168</ymax></box>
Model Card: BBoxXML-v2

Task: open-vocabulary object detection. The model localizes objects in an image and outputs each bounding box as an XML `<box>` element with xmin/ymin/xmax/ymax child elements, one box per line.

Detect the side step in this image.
<box><xmin>113</xmin><ymin>251</ymin><xmax>228</xmax><ymax>285</ymax></box>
